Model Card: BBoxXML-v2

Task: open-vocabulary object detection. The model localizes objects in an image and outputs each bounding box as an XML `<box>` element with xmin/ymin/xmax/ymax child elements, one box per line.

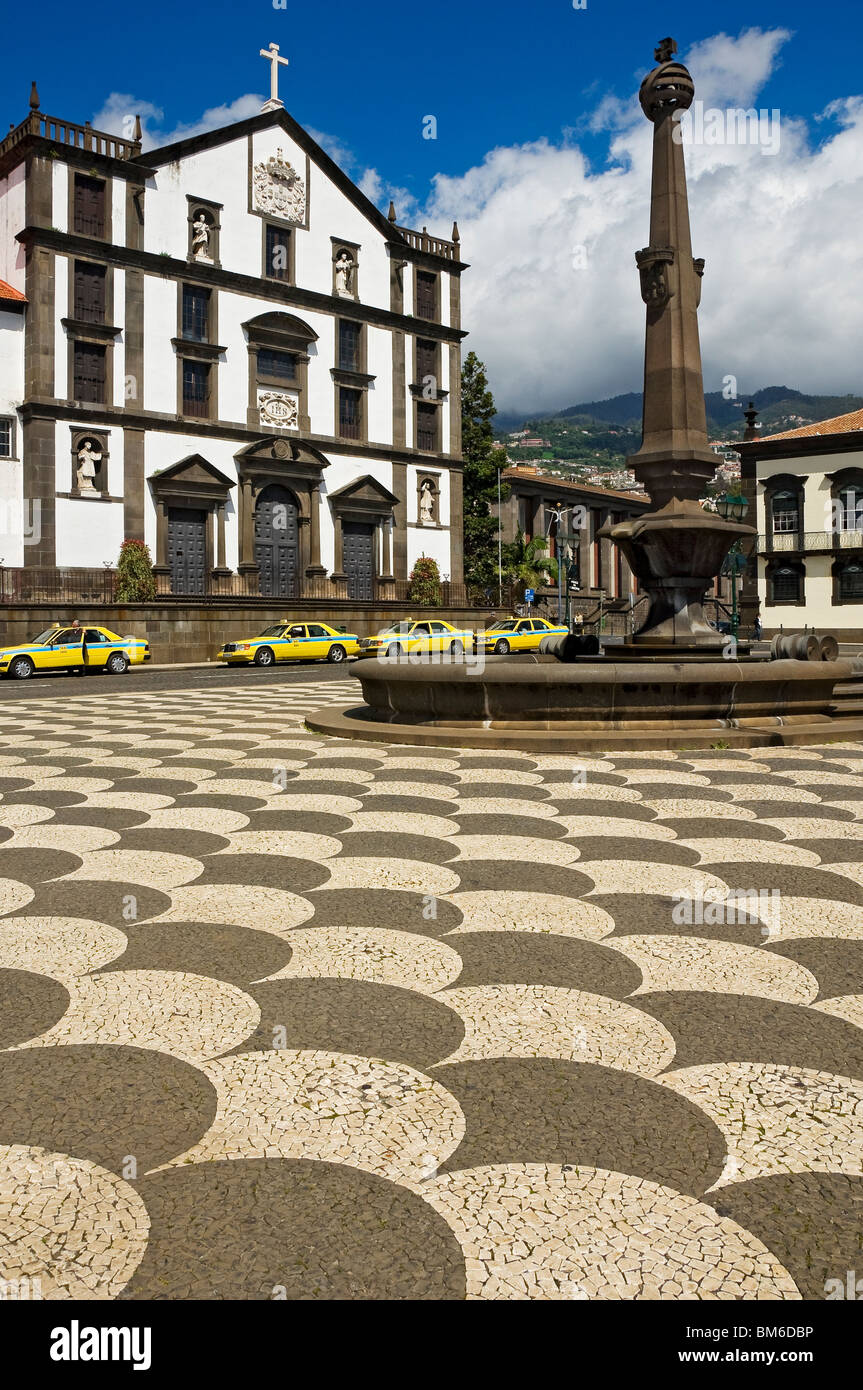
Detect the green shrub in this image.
<box><xmin>407</xmin><ymin>554</ymin><xmax>442</xmax><ymax>607</ymax></box>
<box><xmin>115</xmin><ymin>538</ymin><xmax>156</xmax><ymax>602</ymax></box>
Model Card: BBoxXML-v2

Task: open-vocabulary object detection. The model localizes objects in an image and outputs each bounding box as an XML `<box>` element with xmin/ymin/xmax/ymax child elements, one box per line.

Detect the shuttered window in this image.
<box><xmin>838</xmin><ymin>563</ymin><xmax>863</xmax><ymax>601</ymax></box>
<box><xmin>265</xmin><ymin>224</ymin><xmax>290</xmax><ymax>280</ymax></box>
<box><xmin>416</xmin><ymin>402</ymin><xmax>438</xmax><ymax>451</ymax></box>
<box><xmin>182</xmin><ymin>360</ymin><xmax>210</xmax><ymax>417</ymax></box>
<box><xmin>182</xmin><ymin>286</ymin><xmax>210</xmax><ymax>342</ymax></box>
<box><xmin>73</xmin><ymin>343</ymin><xmax>106</xmax><ymax>403</ymax></box>
<box><xmin>338</xmin><ymin>321</ymin><xmax>360</xmax><ymax>371</ymax></box>
<box><xmin>339</xmin><ymin>387</ymin><xmax>362</xmax><ymax>440</ymax></box>
<box><xmin>73</xmin><ymin>175</ymin><xmax>106</xmax><ymax>238</ymax></box>
<box><xmin>416</xmin><ymin>338</ymin><xmax>437</xmax><ymax>386</ymax></box>
<box><xmin>73</xmin><ymin>262</ymin><xmax>106</xmax><ymax>324</ymax></box>
<box><xmin>415</xmin><ymin>271</ymin><xmax>437</xmax><ymax>321</ymax></box>
<box><xmin>772</xmin><ymin>566</ymin><xmax>801</xmax><ymax>602</ymax></box>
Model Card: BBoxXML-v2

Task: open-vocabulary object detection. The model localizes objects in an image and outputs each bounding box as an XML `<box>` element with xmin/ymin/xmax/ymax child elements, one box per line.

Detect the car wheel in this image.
<box><xmin>106</xmin><ymin>653</ymin><xmax>128</xmax><ymax>675</ymax></box>
<box><xmin>494</xmin><ymin>638</ymin><xmax>510</xmax><ymax>655</ymax></box>
<box><xmin>9</xmin><ymin>655</ymin><xmax>34</xmax><ymax>680</ymax></box>
<box><xmin>450</xmin><ymin>640</ymin><xmax>464</xmax><ymax>657</ymax></box>
<box><xmin>385</xmin><ymin>643</ymin><xmax>400</xmax><ymax>658</ymax></box>
<box><xmin>327</xmin><ymin>644</ymin><xmax>346</xmax><ymax>664</ymax></box>
<box><xmin>254</xmin><ymin>647</ymin><xmax>275</xmax><ymax>667</ymax></box>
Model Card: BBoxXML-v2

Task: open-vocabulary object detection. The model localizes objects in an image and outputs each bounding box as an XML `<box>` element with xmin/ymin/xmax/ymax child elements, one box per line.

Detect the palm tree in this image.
<box><xmin>504</xmin><ymin>531</ymin><xmax>559</xmax><ymax>602</ymax></box>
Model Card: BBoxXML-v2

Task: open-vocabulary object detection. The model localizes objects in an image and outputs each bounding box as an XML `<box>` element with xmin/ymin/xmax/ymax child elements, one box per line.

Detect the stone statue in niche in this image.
<box><xmin>420</xmin><ymin>479</ymin><xmax>436</xmax><ymax>525</ymax></box>
<box><xmin>76</xmin><ymin>439</ymin><xmax>102</xmax><ymax>493</ymax></box>
<box><xmin>191</xmin><ymin>213</ymin><xmax>212</xmax><ymax>262</ymax></box>
<box><xmin>334</xmin><ymin>249</ymin><xmax>356</xmax><ymax>298</ymax></box>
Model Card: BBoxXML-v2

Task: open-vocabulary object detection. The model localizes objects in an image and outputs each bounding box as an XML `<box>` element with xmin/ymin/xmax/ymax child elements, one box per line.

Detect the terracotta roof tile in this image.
<box><xmin>0</xmin><ymin>278</ymin><xmax>26</xmax><ymax>304</ymax></box>
<box><xmin>502</xmin><ymin>467</ymin><xmax>646</xmax><ymax>503</ymax></box>
<box><xmin>759</xmin><ymin>407</ymin><xmax>863</xmax><ymax>441</ymax></box>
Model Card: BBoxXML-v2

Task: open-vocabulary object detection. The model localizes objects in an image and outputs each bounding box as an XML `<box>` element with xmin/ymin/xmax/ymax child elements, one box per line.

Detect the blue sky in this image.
<box><xmin>6</xmin><ymin>1</ymin><xmax>863</xmax><ymax>412</ymax></box>
<box><xmin>6</xmin><ymin>0</ymin><xmax>855</xmax><ymax>202</ymax></box>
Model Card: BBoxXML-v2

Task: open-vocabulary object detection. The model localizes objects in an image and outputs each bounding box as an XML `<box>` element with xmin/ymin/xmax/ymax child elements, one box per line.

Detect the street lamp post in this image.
<box><xmin>497</xmin><ymin>467</ymin><xmax>503</xmax><ymax>608</ymax></box>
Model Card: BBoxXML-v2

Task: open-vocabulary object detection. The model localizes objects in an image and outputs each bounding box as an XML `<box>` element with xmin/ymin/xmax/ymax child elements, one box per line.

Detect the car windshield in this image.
<box><xmin>258</xmin><ymin>625</ymin><xmax>287</xmax><ymax>637</ymax></box>
<box><xmin>380</xmin><ymin>623</ymin><xmax>412</xmax><ymax>635</ymax></box>
<box><xmin>29</xmin><ymin>628</ymin><xmax>61</xmax><ymax>645</ymax></box>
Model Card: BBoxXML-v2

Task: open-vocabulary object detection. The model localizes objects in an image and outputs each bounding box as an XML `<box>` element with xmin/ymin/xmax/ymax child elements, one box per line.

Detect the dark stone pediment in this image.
<box><xmin>328</xmin><ymin>474</ymin><xmax>399</xmax><ymax>518</ymax></box>
<box><xmin>150</xmin><ymin>454</ymin><xmax>235</xmax><ymax>502</ymax></box>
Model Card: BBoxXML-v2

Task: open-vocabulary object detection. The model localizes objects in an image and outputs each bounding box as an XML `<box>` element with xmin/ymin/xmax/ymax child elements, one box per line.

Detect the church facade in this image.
<box><xmin>0</xmin><ymin>76</ymin><xmax>466</xmax><ymax>603</ymax></box>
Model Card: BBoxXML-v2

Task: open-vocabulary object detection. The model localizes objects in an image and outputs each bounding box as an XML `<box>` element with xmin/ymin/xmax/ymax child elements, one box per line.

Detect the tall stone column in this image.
<box><xmin>600</xmin><ymin>37</ymin><xmax>756</xmax><ymax>646</ymax></box>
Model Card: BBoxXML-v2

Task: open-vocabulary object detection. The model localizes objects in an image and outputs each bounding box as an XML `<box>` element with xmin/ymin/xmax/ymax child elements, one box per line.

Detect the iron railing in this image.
<box><xmin>757</xmin><ymin>531</ymin><xmax>863</xmax><ymax>554</ymax></box>
<box><xmin>0</xmin><ymin>569</ymin><xmax>518</xmax><ymax>609</ymax></box>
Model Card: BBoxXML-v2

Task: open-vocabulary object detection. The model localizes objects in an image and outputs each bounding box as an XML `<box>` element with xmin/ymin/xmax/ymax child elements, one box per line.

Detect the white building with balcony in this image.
<box><xmin>739</xmin><ymin>406</ymin><xmax>863</xmax><ymax>638</ymax></box>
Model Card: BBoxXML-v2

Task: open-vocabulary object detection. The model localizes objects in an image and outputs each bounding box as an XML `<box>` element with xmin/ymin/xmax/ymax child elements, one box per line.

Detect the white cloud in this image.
<box><xmin>408</xmin><ymin>27</ymin><xmax>863</xmax><ymax>414</ymax></box>
<box><xmin>91</xmin><ymin>91</ymin><xmax>264</xmax><ymax>149</ymax></box>
<box><xmin>91</xmin><ymin>29</ymin><xmax>863</xmax><ymax>416</ymax></box>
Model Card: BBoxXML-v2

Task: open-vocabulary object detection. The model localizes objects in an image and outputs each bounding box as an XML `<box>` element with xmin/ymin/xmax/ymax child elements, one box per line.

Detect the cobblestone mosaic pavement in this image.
<box><xmin>1</xmin><ymin>676</ymin><xmax>862</xmax><ymax>1300</ymax></box>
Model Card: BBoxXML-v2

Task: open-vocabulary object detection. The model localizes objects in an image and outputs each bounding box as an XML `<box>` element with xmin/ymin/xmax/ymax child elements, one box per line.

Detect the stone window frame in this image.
<box><xmin>331</xmin><ymin>237</ymin><xmax>361</xmax><ymax>303</ymax></box>
<box><xmin>186</xmin><ymin>195</ymin><xmax>223</xmax><ymax>269</ymax></box>
<box><xmin>0</xmin><ymin>416</ymin><xmax>17</xmax><ymax>460</ymax></box>
<box><xmin>410</xmin><ymin>335</ymin><xmax>445</xmax><ymax>401</ymax></box>
<box><xmin>765</xmin><ymin>558</ymin><xmax>806</xmax><ymax>606</ymax></box>
<box><xmin>330</xmin><ymin>315</ymin><xmax>374</xmax><ymax>444</ymax></box>
<box><xmin>63</xmin><ymin>250</ymin><xmax>119</xmax><ymax>407</ymax></box>
<box><xmin>69</xmin><ymin>337</ymin><xmax>112</xmax><ymax>408</ymax></box>
<box><xmin>262</xmin><ymin>221</ymin><xmax>295</xmax><ymax>284</ymax></box>
<box><xmin>832</xmin><ymin>554</ymin><xmax>863</xmax><ymax>605</ymax></box>
<box><xmin>413</xmin><ymin>397</ymin><xmax>441</xmax><ymax>453</ymax></box>
<box><xmin>69</xmin><ymin>170</ymin><xmax>112</xmax><ymax>243</ymax></box>
<box><xmin>175</xmin><ymin>280</ymin><xmax>221</xmax><ymax>348</ymax></box>
<box><xmin>414</xmin><ymin>470</ymin><xmax>442</xmax><ymax>528</ymax></box>
<box><xmin>336</xmin><ymin>385</ymin><xmax>366</xmax><ymax>445</ymax></box>
<box><xmin>177</xmin><ymin>356</ymin><xmax>216</xmax><ymax>423</ymax></box>
<box><xmin>243</xmin><ymin>312</ymin><xmax>316</xmax><ymax>433</ymax></box>
<box><xmin>68</xmin><ymin>255</ymin><xmax>113</xmax><ymax>329</ymax></box>
<box><xmin>827</xmin><ymin>466</ymin><xmax>863</xmax><ymax>536</ymax></box>
<box><xmin>67</xmin><ymin>426</ymin><xmax>112</xmax><ymax>499</ymax></box>
<box><xmin>413</xmin><ymin>265</ymin><xmax>440</xmax><ymax>323</ymax></box>
<box><xmin>763</xmin><ymin>473</ymin><xmax>806</xmax><ymax>546</ymax></box>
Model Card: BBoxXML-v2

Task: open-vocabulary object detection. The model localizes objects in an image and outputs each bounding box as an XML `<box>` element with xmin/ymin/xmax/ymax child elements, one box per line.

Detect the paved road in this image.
<box><xmin>0</xmin><ymin>673</ymin><xmax>860</xmax><ymax>1299</ymax></box>
<box><xmin>0</xmin><ymin>659</ymin><xmax>359</xmax><ymax>701</ymax></box>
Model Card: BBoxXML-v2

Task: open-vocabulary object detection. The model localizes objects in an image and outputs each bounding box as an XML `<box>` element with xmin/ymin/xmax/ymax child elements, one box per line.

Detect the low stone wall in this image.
<box><xmin>0</xmin><ymin>601</ymin><xmax>499</xmax><ymax>666</ymax></box>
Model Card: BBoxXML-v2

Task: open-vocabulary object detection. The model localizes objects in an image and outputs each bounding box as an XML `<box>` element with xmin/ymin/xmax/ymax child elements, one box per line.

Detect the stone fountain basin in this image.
<box><xmin>306</xmin><ymin>654</ymin><xmax>863</xmax><ymax>752</ymax></box>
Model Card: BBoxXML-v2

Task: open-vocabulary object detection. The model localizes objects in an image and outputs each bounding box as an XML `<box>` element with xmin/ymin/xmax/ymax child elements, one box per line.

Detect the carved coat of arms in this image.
<box><xmin>259</xmin><ymin>392</ymin><xmax>299</xmax><ymax>429</ymax></box>
<box><xmin>252</xmin><ymin>149</ymin><xmax>306</xmax><ymax>222</ymax></box>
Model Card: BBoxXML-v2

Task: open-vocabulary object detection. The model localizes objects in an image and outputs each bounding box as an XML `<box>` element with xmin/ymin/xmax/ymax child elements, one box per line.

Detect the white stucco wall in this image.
<box><xmin>56</xmin><ymin>497</ymin><xmax>124</xmax><ymax>567</ymax></box>
<box><xmin>0</xmin><ymin>162</ymin><xmax>27</xmax><ymax>287</ymax></box>
<box><xmin>0</xmin><ymin>308</ymin><xmax>24</xmax><ymax>414</ymax></box>
<box><xmin>142</xmin><ymin>275</ymin><xmax>178</xmax><ymax>415</ymax></box>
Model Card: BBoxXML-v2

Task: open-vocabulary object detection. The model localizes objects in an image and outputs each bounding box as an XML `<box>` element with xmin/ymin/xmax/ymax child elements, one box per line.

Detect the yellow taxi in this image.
<box><xmin>476</xmin><ymin>615</ymin><xmax>569</xmax><ymax>655</ymax></box>
<box><xmin>0</xmin><ymin>624</ymin><xmax>150</xmax><ymax>680</ymax></box>
<box><xmin>356</xmin><ymin>618</ymin><xmax>472</xmax><ymax>658</ymax></box>
<box><xmin>216</xmin><ymin>620</ymin><xmax>359</xmax><ymax>666</ymax></box>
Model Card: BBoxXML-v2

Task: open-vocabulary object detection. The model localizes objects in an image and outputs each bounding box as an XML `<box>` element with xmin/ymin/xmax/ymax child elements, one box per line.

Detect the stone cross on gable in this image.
<box><xmin>654</xmin><ymin>37</ymin><xmax>678</xmax><ymax>64</ymax></box>
<box><xmin>260</xmin><ymin>42</ymin><xmax>289</xmax><ymax>110</ymax></box>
